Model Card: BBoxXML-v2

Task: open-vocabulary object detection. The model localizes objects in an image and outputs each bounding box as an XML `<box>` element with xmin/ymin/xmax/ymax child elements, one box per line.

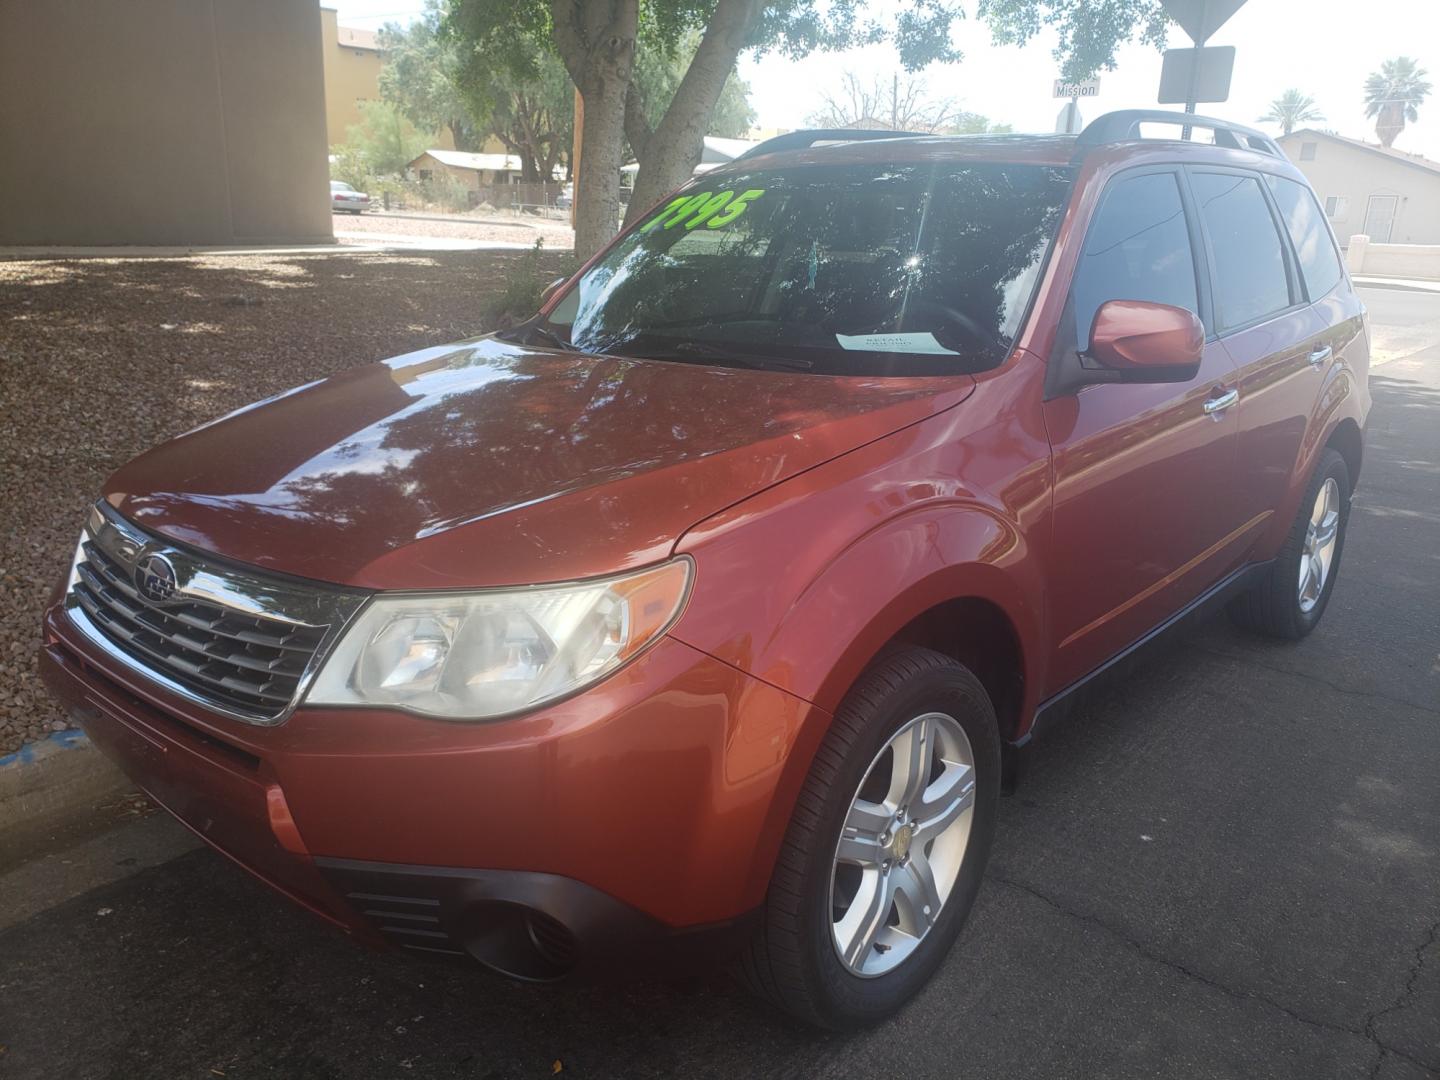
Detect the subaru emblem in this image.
<box><xmin>135</xmin><ymin>552</ymin><xmax>179</xmax><ymax>604</ymax></box>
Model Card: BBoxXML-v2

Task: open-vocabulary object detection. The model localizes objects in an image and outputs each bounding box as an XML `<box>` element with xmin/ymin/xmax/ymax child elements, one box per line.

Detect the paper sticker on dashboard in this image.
<box><xmin>834</xmin><ymin>332</ymin><xmax>960</xmax><ymax>355</ymax></box>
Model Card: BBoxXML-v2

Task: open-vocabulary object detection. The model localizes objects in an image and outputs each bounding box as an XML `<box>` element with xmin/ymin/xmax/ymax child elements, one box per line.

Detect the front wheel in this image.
<box><xmin>736</xmin><ymin>646</ymin><xmax>1000</xmax><ymax>1028</ymax></box>
<box><xmin>1229</xmin><ymin>446</ymin><xmax>1352</xmax><ymax>639</ymax></box>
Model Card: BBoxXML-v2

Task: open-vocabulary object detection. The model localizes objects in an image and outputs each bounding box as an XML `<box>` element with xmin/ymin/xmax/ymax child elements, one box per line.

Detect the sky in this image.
<box><xmin>327</xmin><ymin>0</ymin><xmax>1439</xmax><ymax>160</ymax></box>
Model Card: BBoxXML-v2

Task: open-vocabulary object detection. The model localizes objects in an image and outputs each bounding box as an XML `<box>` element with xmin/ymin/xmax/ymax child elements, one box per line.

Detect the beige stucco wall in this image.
<box><xmin>0</xmin><ymin>0</ymin><xmax>332</xmax><ymax>246</ymax></box>
<box><xmin>1279</xmin><ymin>132</ymin><xmax>1440</xmax><ymax>247</ymax></box>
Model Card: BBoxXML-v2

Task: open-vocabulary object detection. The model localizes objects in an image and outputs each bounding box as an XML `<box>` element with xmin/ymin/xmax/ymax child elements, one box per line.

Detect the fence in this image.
<box><xmin>471</xmin><ymin>182</ymin><xmax>567</xmax><ymax>215</ymax></box>
<box><xmin>1345</xmin><ymin>235</ymin><xmax>1440</xmax><ymax>280</ymax></box>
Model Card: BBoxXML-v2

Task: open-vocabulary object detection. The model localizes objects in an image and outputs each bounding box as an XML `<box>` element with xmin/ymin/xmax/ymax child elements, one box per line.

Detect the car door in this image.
<box><xmin>1189</xmin><ymin>168</ymin><xmax>1339</xmax><ymax>546</ymax></box>
<box><xmin>1042</xmin><ymin>167</ymin><xmax>1245</xmax><ymax>692</ymax></box>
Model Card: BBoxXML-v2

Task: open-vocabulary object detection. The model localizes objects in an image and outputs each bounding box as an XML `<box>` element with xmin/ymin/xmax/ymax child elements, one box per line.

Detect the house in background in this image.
<box><xmin>1279</xmin><ymin>129</ymin><xmax>1440</xmax><ymax>247</ymax></box>
<box><xmin>408</xmin><ymin>149</ymin><xmax>536</xmax><ymax>188</ymax></box>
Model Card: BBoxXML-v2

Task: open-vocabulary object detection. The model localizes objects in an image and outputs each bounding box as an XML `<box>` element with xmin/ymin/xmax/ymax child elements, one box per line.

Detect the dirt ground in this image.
<box><xmin>0</xmin><ymin>247</ymin><xmax>573</xmax><ymax>753</ymax></box>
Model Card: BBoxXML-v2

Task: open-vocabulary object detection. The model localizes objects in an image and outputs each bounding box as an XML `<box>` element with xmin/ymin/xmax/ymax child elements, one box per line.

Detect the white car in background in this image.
<box><xmin>330</xmin><ymin>181</ymin><xmax>370</xmax><ymax>215</ymax></box>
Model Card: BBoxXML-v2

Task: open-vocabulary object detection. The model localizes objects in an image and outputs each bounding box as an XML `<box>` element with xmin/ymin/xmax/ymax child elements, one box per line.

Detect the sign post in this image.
<box><xmin>1158</xmin><ymin>0</ymin><xmax>1247</xmax><ymax>137</ymax></box>
<box><xmin>1053</xmin><ymin>78</ymin><xmax>1098</xmax><ymax>134</ymax></box>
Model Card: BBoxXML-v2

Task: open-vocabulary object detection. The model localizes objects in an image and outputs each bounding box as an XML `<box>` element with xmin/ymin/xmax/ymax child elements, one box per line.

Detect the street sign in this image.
<box><xmin>1157</xmin><ymin>46</ymin><xmax>1236</xmax><ymax>104</ymax></box>
<box><xmin>1056</xmin><ymin>101</ymin><xmax>1084</xmax><ymax>133</ymax></box>
<box><xmin>1159</xmin><ymin>0</ymin><xmax>1246</xmax><ymax>44</ymax></box>
<box><xmin>1053</xmin><ymin>78</ymin><xmax>1100</xmax><ymax>99</ymax></box>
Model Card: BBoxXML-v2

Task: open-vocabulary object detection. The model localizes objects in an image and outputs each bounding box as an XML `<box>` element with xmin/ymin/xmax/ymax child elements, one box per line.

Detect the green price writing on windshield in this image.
<box><xmin>642</xmin><ymin>188</ymin><xmax>767</xmax><ymax>233</ymax></box>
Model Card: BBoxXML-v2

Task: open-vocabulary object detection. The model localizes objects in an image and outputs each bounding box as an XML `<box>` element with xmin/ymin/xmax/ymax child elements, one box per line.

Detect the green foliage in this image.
<box><xmin>1258</xmin><ymin>89</ymin><xmax>1323</xmax><ymax>136</ymax></box>
<box><xmin>630</xmin><ymin>32</ymin><xmax>756</xmax><ymax>143</ymax></box>
<box><xmin>344</xmin><ymin>100</ymin><xmax>429</xmax><ymax>178</ymax></box>
<box><xmin>415</xmin><ymin>171</ymin><xmax>476</xmax><ymax>212</ymax></box>
<box><xmin>949</xmin><ymin>112</ymin><xmax>1013</xmax><ymax>134</ymax></box>
<box><xmin>457</xmin><ymin>49</ymin><xmax>574</xmax><ymax>180</ymax></box>
<box><xmin>447</xmin><ymin>0</ymin><xmax>1167</xmax><ymax>255</ymax></box>
<box><xmin>982</xmin><ymin>0</ymin><xmax>1169</xmax><ymax>80</ymax></box>
<box><xmin>477</xmin><ymin>239</ymin><xmax>581</xmax><ymax>329</ymax></box>
<box><xmin>328</xmin><ymin>144</ymin><xmax>375</xmax><ymax>192</ymax></box>
<box><xmin>378</xmin><ymin>1</ymin><xmax>482</xmax><ymax>150</ymax></box>
<box><xmin>710</xmin><ymin>72</ymin><xmax>758</xmax><ymax>138</ymax></box>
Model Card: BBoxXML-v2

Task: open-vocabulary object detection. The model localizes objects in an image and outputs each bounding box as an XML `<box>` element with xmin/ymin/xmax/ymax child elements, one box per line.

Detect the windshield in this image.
<box><xmin>540</xmin><ymin>161</ymin><xmax>1073</xmax><ymax>376</ymax></box>
<box><xmin>331</xmin><ymin>181</ymin><xmax>355</xmax><ymax>192</ymax></box>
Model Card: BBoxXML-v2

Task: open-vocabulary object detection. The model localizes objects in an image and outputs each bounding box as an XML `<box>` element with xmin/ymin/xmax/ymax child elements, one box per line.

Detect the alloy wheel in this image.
<box><xmin>829</xmin><ymin>711</ymin><xmax>977</xmax><ymax>977</ymax></box>
<box><xmin>1298</xmin><ymin>477</ymin><xmax>1341</xmax><ymax>613</ymax></box>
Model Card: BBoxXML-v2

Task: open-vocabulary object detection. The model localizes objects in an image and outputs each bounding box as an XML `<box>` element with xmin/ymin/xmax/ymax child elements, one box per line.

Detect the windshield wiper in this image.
<box><xmin>622</xmin><ymin>339</ymin><xmax>814</xmax><ymax>372</ymax></box>
<box><xmin>501</xmin><ymin>323</ymin><xmax>592</xmax><ymax>354</ymax></box>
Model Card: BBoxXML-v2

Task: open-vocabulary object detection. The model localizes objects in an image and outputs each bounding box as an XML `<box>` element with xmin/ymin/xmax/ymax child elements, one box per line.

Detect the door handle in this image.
<box><xmin>1309</xmin><ymin>345</ymin><xmax>1333</xmax><ymax>367</ymax></box>
<box><xmin>1203</xmin><ymin>388</ymin><xmax>1240</xmax><ymax>415</ymax></box>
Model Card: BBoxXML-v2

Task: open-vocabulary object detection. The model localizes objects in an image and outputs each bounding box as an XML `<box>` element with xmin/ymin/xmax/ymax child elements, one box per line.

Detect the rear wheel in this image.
<box><xmin>736</xmin><ymin>646</ymin><xmax>1000</xmax><ymax>1028</ymax></box>
<box><xmin>1229</xmin><ymin>447</ymin><xmax>1351</xmax><ymax>639</ymax></box>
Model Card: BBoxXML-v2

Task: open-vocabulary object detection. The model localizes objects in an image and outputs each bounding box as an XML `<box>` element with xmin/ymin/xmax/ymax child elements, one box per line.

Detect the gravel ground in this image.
<box><xmin>0</xmin><ymin>247</ymin><xmax>573</xmax><ymax>754</ymax></box>
<box><xmin>335</xmin><ymin>210</ymin><xmax>575</xmax><ymax>248</ymax></box>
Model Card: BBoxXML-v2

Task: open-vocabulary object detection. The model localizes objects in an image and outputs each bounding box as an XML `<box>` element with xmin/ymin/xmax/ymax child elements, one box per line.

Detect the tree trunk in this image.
<box><xmin>549</xmin><ymin>0</ymin><xmax>638</xmax><ymax>259</ymax></box>
<box><xmin>624</xmin><ymin>0</ymin><xmax>761</xmax><ymax>226</ymax></box>
<box><xmin>1376</xmin><ymin>101</ymin><xmax>1404</xmax><ymax>148</ymax></box>
<box><xmin>450</xmin><ymin>120</ymin><xmax>478</xmax><ymax>152</ymax></box>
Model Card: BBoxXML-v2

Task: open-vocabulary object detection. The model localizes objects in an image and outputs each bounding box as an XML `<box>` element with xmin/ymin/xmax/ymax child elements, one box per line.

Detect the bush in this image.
<box><xmin>329</xmin><ymin>145</ymin><xmax>374</xmax><ymax>193</ymax></box>
<box><xmin>477</xmin><ymin>240</ymin><xmax>578</xmax><ymax>331</ymax></box>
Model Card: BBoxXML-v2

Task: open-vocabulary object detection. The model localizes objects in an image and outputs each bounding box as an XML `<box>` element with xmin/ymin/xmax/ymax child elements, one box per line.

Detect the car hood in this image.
<box><xmin>103</xmin><ymin>338</ymin><xmax>973</xmax><ymax>589</ymax></box>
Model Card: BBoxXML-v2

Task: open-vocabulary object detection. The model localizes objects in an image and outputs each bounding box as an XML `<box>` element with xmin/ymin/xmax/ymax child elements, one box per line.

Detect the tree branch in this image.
<box><xmin>624</xmin><ymin>81</ymin><xmax>652</xmax><ymax>161</ymax></box>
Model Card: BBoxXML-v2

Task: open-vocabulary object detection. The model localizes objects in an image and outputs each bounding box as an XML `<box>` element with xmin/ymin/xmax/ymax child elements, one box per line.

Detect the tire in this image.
<box><xmin>1229</xmin><ymin>447</ymin><xmax>1351</xmax><ymax>640</ymax></box>
<box><xmin>736</xmin><ymin>646</ymin><xmax>1001</xmax><ymax>1029</ymax></box>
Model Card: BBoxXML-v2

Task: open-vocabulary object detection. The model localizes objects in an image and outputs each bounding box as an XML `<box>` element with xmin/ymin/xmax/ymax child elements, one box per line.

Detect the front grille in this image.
<box><xmin>70</xmin><ymin>539</ymin><xmax>327</xmax><ymax>718</ymax></box>
<box><xmin>61</xmin><ymin>504</ymin><xmax>369</xmax><ymax>724</ymax></box>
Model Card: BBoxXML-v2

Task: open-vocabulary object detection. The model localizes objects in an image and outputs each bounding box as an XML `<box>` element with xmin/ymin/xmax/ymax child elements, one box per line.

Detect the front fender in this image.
<box><xmin>669</xmin><ymin>411</ymin><xmax>1048</xmax><ymax>721</ymax></box>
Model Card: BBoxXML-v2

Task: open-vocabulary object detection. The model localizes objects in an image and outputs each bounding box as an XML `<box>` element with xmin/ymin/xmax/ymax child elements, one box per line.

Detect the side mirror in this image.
<box><xmin>1083</xmin><ymin>299</ymin><xmax>1204</xmax><ymax>383</ymax></box>
<box><xmin>538</xmin><ymin>276</ymin><xmax>567</xmax><ymax>309</ymax></box>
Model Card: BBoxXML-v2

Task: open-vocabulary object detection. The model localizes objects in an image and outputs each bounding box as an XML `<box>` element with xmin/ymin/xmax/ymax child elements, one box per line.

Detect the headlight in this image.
<box><xmin>306</xmin><ymin>558</ymin><xmax>692</xmax><ymax>720</ymax></box>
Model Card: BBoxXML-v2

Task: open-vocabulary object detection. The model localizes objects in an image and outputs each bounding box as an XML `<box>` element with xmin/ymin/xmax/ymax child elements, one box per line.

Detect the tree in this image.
<box><xmin>947</xmin><ymin>112</ymin><xmax>1013</xmax><ymax>135</ymax></box>
<box><xmin>459</xmin><ymin>51</ymin><xmax>575</xmax><ymax>181</ymax></box>
<box><xmin>446</xmin><ymin>0</ymin><xmax>639</xmax><ymax>258</ymax></box>
<box><xmin>329</xmin><ymin>144</ymin><xmax>374</xmax><ymax>191</ymax></box>
<box><xmin>806</xmin><ymin>72</ymin><xmax>968</xmax><ymax>133</ymax></box>
<box><xmin>379</xmin><ymin>2</ymin><xmax>483</xmax><ymax>151</ymax></box>
<box><xmin>1364</xmin><ymin>57</ymin><xmax>1431</xmax><ymax>148</ymax></box>
<box><xmin>342</xmin><ymin>100</ymin><xmax>429</xmax><ymax>177</ymax></box>
<box><xmin>449</xmin><ymin>0</ymin><xmax>1167</xmax><ymax>259</ymax></box>
<box><xmin>630</xmin><ymin>34</ymin><xmax>755</xmax><ymax>144</ymax></box>
<box><xmin>1258</xmin><ymin>89</ymin><xmax>1323</xmax><ymax>136</ymax></box>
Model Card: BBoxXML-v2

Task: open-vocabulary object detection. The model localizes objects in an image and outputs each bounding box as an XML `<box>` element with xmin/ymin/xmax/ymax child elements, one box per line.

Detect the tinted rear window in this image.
<box><xmin>1191</xmin><ymin>171</ymin><xmax>1293</xmax><ymax>329</ymax></box>
<box><xmin>1266</xmin><ymin>175</ymin><xmax>1344</xmax><ymax>300</ymax></box>
<box><xmin>541</xmin><ymin>162</ymin><xmax>1074</xmax><ymax>376</ymax></box>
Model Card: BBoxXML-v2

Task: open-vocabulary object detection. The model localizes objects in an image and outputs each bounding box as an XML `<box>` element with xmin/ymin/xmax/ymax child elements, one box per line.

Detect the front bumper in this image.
<box><xmin>40</xmin><ymin>605</ymin><xmax>820</xmax><ymax>977</ymax></box>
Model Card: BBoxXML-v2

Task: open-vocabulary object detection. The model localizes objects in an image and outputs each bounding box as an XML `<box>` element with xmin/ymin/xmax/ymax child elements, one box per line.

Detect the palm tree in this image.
<box><xmin>1258</xmin><ymin>89</ymin><xmax>1324</xmax><ymax>136</ymax></box>
<box><xmin>1364</xmin><ymin>57</ymin><xmax>1431</xmax><ymax>147</ymax></box>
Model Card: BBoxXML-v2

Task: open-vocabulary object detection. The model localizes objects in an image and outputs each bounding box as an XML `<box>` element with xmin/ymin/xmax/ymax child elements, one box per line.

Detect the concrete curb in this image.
<box><xmin>0</xmin><ymin>730</ymin><xmax>131</xmax><ymax>843</ymax></box>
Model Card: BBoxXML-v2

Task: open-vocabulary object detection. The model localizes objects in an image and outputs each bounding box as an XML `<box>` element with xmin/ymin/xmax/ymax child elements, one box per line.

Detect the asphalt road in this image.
<box><xmin>2</xmin><ymin>287</ymin><xmax>1437</xmax><ymax>1080</ymax></box>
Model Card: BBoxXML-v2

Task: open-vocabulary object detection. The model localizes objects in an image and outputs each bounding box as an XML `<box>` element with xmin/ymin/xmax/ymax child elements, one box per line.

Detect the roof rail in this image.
<box><xmin>732</xmin><ymin>128</ymin><xmax>926</xmax><ymax>162</ymax></box>
<box><xmin>1075</xmin><ymin>110</ymin><xmax>1283</xmax><ymax>158</ymax></box>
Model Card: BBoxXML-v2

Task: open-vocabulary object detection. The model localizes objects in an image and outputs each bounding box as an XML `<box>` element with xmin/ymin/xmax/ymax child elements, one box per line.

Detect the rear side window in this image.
<box><xmin>1191</xmin><ymin>172</ymin><xmax>1292</xmax><ymax>329</ymax></box>
<box><xmin>1267</xmin><ymin>176</ymin><xmax>1344</xmax><ymax>300</ymax></box>
<box><xmin>1072</xmin><ymin>171</ymin><xmax>1199</xmax><ymax>348</ymax></box>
